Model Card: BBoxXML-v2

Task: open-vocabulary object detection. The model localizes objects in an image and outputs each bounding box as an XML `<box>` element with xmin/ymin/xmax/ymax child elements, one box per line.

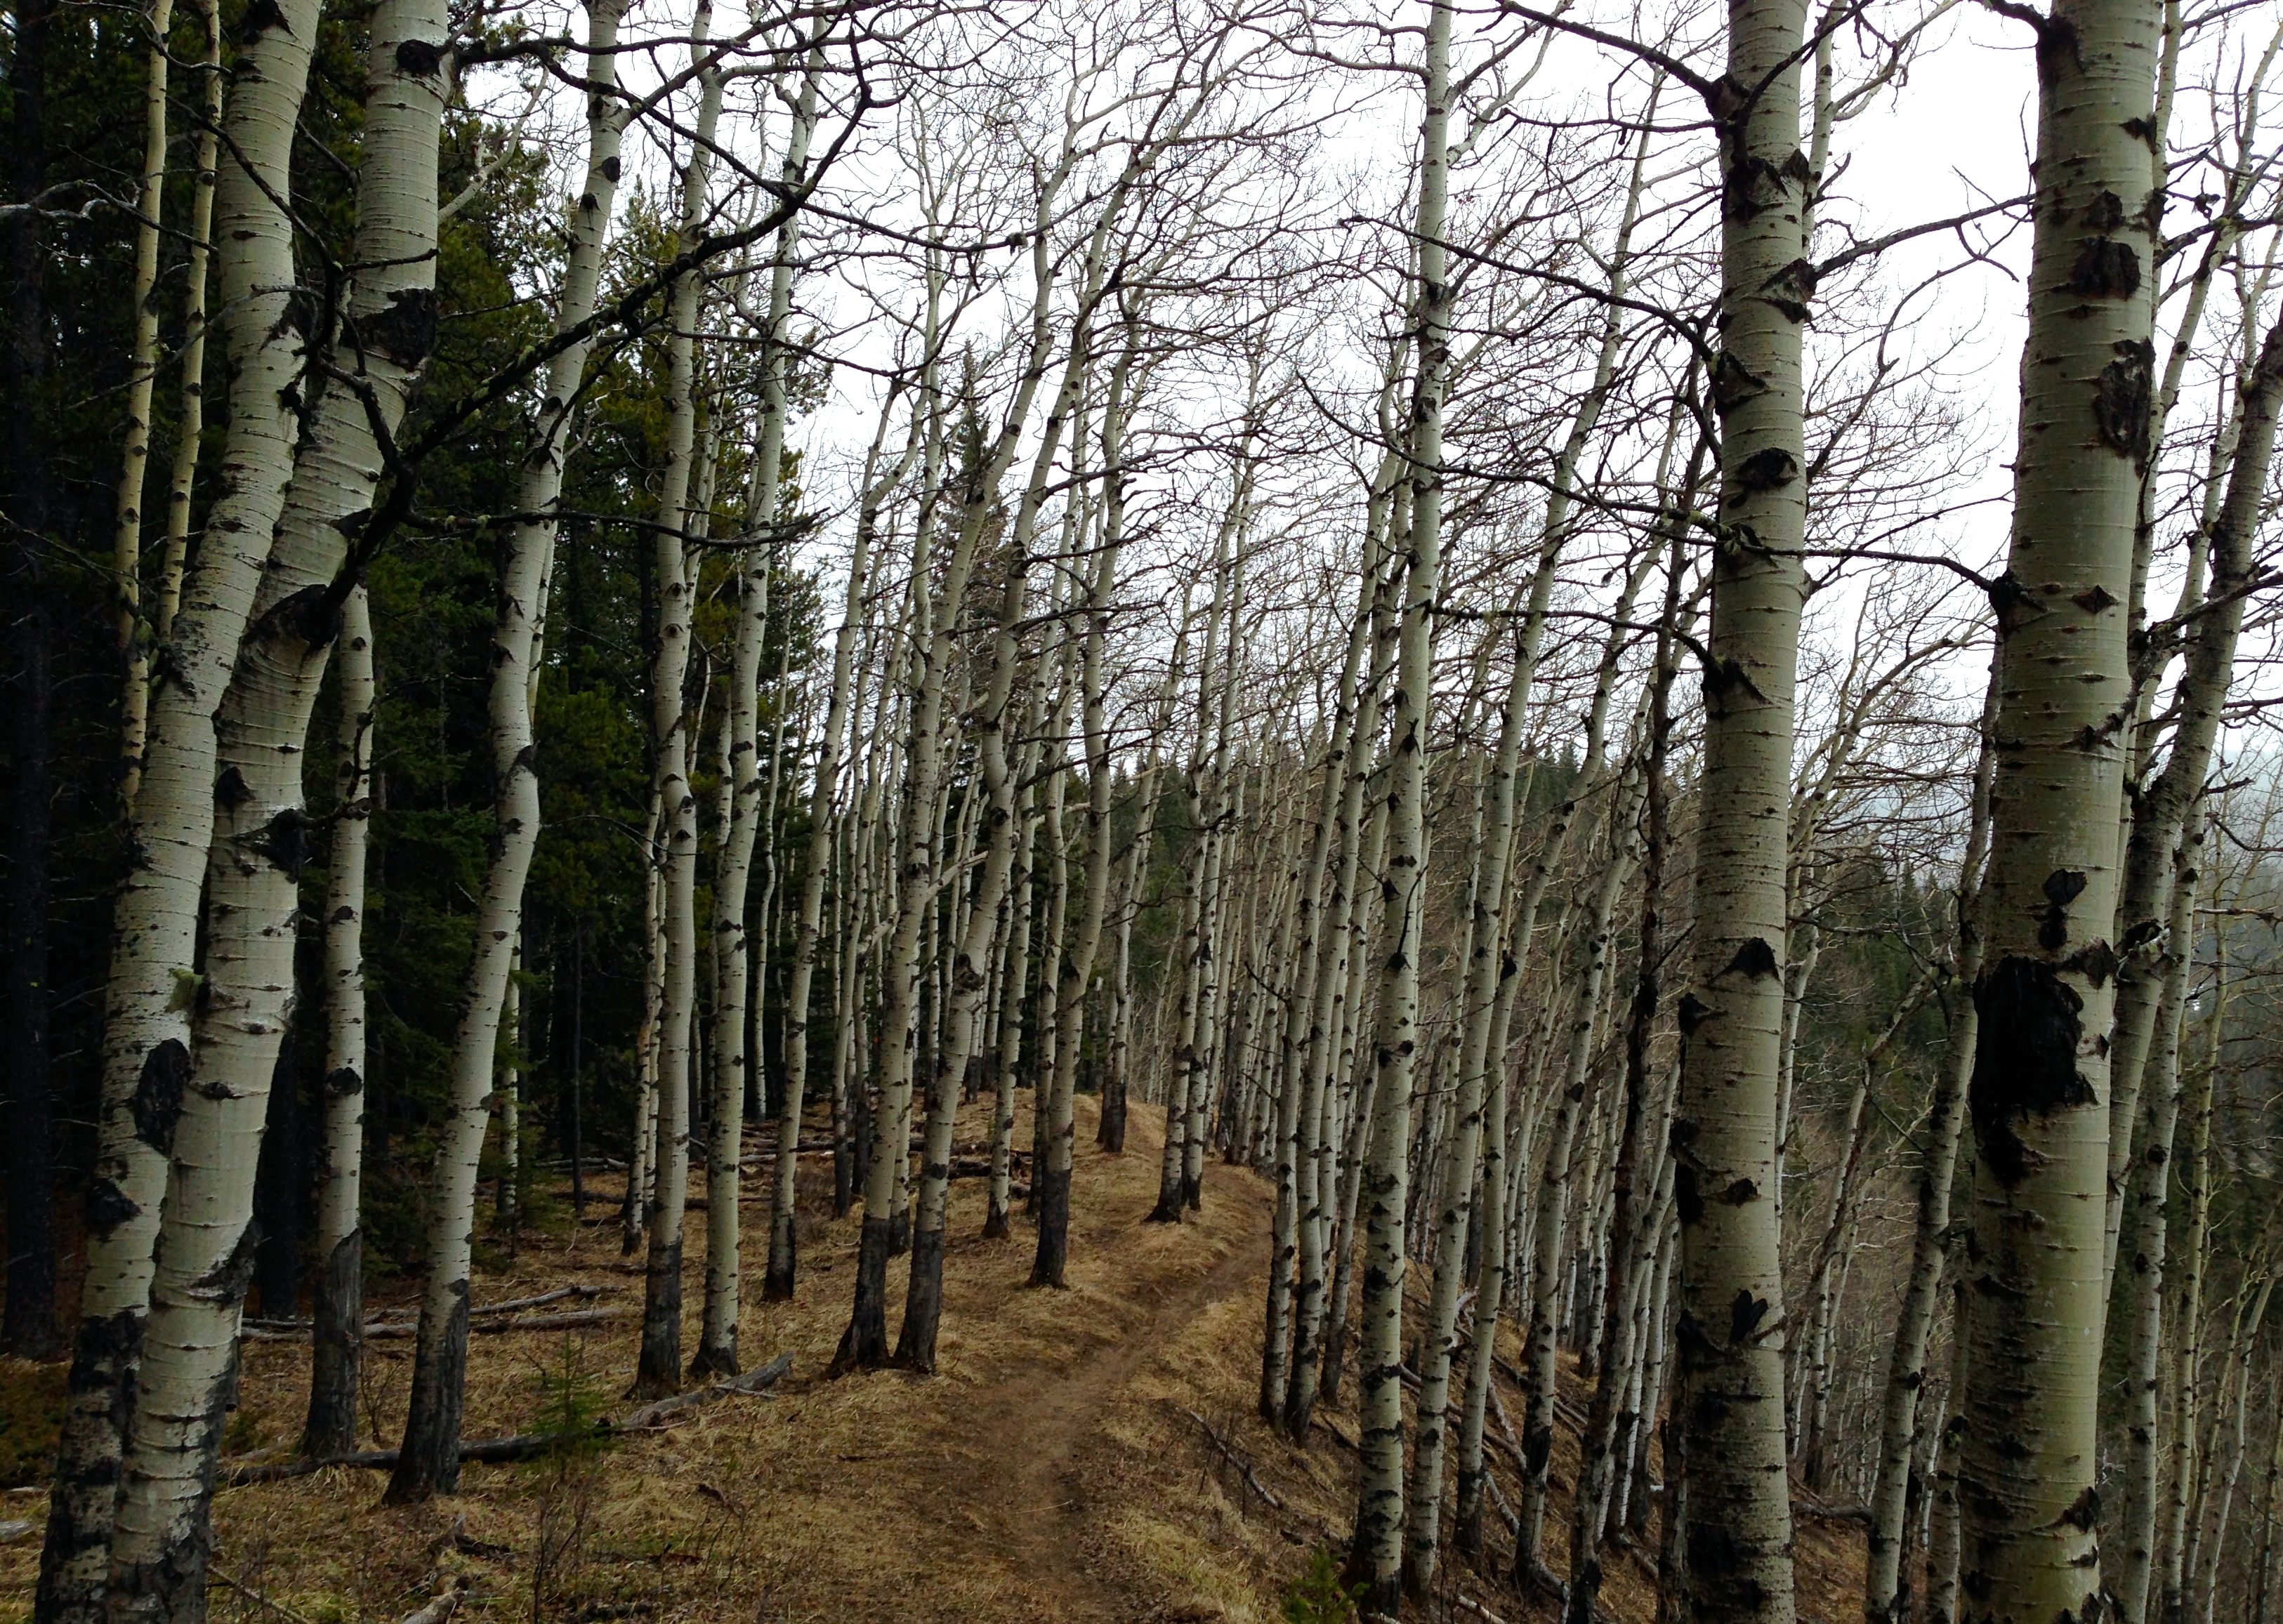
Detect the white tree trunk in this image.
<box><xmin>37</xmin><ymin>1</ymin><xmax>321</xmax><ymax>1605</ymax></box>
<box><xmin>1669</xmin><ymin>0</ymin><xmax>1815</xmax><ymax>1606</ymax></box>
<box><xmin>103</xmin><ymin>0</ymin><xmax>450</xmax><ymax>1598</ymax></box>
<box><xmin>303</xmin><ymin>584</ymin><xmax>374</xmax><ymax>1459</ymax></box>
<box><xmin>387</xmin><ymin>0</ymin><xmax>627</xmax><ymax>1497</ymax></box>
<box><xmin>635</xmin><ymin>35</ymin><xmax>725</xmax><ymax>1396</ymax></box>
<box><xmin>1954</xmin><ymin>0</ymin><xmax>2157</xmax><ymax>1616</ymax></box>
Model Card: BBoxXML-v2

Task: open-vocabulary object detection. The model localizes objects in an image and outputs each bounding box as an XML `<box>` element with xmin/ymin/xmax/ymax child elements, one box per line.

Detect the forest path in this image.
<box><xmin>973</xmin><ymin>1196</ymin><xmax>1270</xmax><ymax>1622</ymax></box>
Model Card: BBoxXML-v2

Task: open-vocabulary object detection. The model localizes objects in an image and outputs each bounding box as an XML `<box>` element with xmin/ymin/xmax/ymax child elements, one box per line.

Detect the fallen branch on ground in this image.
<box><xmin>242</xmin><ymin>1287</ymin><xmax>611</xmax><ymax>1340</ymax></box>
<box><xmin>1181</xmin><ymin>1408</ymin><xmax>1284</xmax><ymax>1510</ymax></box>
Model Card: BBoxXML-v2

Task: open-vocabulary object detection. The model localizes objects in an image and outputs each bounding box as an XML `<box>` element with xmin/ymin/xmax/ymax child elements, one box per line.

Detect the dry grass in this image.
<box><xmin>0</xmin><ymin>1093</ymin><xmax>1867</xmax><ymax>1624</ymax></box>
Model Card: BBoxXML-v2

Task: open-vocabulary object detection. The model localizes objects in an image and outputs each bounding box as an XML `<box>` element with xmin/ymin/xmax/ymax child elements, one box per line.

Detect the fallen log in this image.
<box><xmin>219</xmin><ymin>1354</ymin><xmax>793</xmax><ymax>1485</ymax></box>
<box><xmin>242</xmin><ymin>1287</ymin><xmax>610</xmax><ymax>1340</ymax></box>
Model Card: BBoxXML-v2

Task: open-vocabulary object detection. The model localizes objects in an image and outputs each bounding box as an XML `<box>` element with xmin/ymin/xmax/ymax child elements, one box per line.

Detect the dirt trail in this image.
<box><xmin>982</xmin><ymin>1219</ymin><xmax>1270</xmax><ymax>1621</ymax></box>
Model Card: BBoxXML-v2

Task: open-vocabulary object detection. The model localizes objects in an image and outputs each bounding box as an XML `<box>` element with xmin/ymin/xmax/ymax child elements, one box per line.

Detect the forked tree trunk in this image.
<box><xmin>105</xmin><ymin>0</ymin><xmax>450</xmax><ymax>1596</ymax></box>
<box><xmin>387</xmin><ymin>0</ymin><xmax>627</xmax><ymax>1498</ymax></box>
<box><xmin>37</xmin><ymin>1</ymin><xmax>322</xmax><ymax>1606</ymax></box>
<box><xmin>1954</xmin><ymin>0</ymin><xmax>2157</xmax><ymax>1616</ymax></box>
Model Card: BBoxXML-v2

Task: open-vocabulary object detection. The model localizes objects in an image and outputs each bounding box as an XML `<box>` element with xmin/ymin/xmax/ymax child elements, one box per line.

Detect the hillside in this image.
<box><xmin>4</xmin><ymin>1097</ymin><xmax>1866</xmax><ymax>1624</ymax></box>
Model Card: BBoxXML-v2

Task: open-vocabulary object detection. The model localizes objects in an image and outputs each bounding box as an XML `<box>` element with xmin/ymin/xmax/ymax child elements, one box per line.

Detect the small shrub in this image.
<box><xmin>1281</xmin><ymin>1547</ymin><xmax>1362</xmax><ymax>1624</ymax></box>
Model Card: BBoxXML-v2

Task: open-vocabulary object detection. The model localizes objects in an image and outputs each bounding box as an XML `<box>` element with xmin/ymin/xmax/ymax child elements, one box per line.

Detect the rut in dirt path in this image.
<box><xmin>987</xmin><ymin>1219</ymin><xmax>1271</xmax><ymax>1621</ymax></box>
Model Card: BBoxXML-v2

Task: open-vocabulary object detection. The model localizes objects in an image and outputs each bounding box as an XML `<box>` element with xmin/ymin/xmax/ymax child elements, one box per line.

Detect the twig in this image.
<box><xmin>210</xmin><ymin>1566</ymin><xmax>319</xmax><ymax>1624</ymax></box>
<box><xmin>1180</xmin><ymin>1408</ymin><xmax>1284</xmax><ymax>1510</ymax></box>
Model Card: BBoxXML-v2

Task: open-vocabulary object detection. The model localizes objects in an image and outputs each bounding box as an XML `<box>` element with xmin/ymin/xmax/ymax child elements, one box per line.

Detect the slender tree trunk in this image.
<box><xmin>2115</xmin><ymin>845</ymin><xmax>2202</xmax><ymax>1624</ymax></box>
<box><xmin>1264</xmin><ymin>513</ymin><xmax>1380</xmax><ymax>1422</ymax></box>
<box><xmin>1563</xmin><ymin>532</ymin><xmax>1684</xmax><ymax>1624</ymax></box>
<box><xmin>698</xmin><ymin>62</ymin><xmax>817</xmax><ymax>1363</ymax></box>
<box><xmin>1517</xmin><ymin>772</ymin><xmax>1641</xmax><ymax>1587</ymax></box>
<box><xmin>631</xmin><ymin>35</ymin><xmax>726</xmax><ymax>1394</ymax></box>
<box><xmin>1863</xmin><ymin>682</ymin><xmax>1996</xmax><ymax>1624</ymax></box>
<box><xmin>2159</xmin><ymin>965</ymin><xmax>2221</xmax><ymax>1624</ymax></box>
<box><xmin>388</xmin><ymin>0</ymin><xmax>625</xmax><ymax>1497</ymax></box>
<box><xmin>155</xmin><ymin>0</ymin><xmax>221</xmax><ymax>649</ymax></box>
<box><xmin>1348</xmin><ymin>13</ymin><xmax>1448</xmax><ymax>1597</ymax></box>
<box><xmin>769</xmin><ymin>294</ymin><xmax>898</xmax><ymax>1305</ymax></box>
<box><xmin>101</xmin><ymin>0</ymin><xmax>450</xmax><ymax>1598</ymax></box>
<box><xmin>1034</xmin><ymin>329</ymin><xmax>1138</xmax><ymax>1289</ymax></box>
<box><xmin>112</xmin><ymin>0</ymin><xmax>178</xmax><ymax>807</ymax></box>
<box><xmin>303</xmin><ymin>586</ymin><xmax>375</xmax><ymax>1458</ymax></box>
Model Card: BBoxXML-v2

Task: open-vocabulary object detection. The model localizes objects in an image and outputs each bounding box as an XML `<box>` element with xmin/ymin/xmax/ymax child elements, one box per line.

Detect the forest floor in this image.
<box><xmin>0</xmin><ymin>1093</ymin><xmax>1867</xmax><ymax>1623</ymax></box>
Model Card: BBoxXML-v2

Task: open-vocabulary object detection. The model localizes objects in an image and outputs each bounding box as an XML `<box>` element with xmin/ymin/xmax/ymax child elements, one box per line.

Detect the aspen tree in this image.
<box><xmin>628</xmin><ymin>786</ymin><xmax>666</xmax><ymax>1251</ymax></box>
<box><xmin>1287</xmin><ymin>451</ymin><xmax>1404</xmax><ymax>1438</ymax></box>
<box><xmin>1864</xmin><ymin>677</ymin><xmax>1997</xmax><ymax>1624</ymax></box>
<box><xmin>1263</xmin><ymin>482</ymin><xmax>1382</xmax><ymax>1422</ymax></box>
<box><xmin>1026</xmin><ymin>583</ymin><xmax>1078</xmax><ymax>1218</ymax></box>
<box><xmin>770</xmin><ymin>387</ymin><xmax>914</xmax><ymax>1300</ymax></box>
<box><xmin>697</xmin><ymin>62</ymin><xmax>820</xmax><ymax>1371</ymax></box>
<box><xmin>1665</xmin><ymin>0</ymin><xmax>1816</xmax><ymax>1601</ymax></box>
<box><xmin>1795</xmin><ymin>971</ymin><xmax>1939</xmax><ymax>1491</ymax></box>
<box><xmin>388</xmin><ymin>0</ymin><xmax>628</xmax><ymax>1496</ymax></box>
<box><xmin>1517</xmin><ymin>759</ymin><xmax>1645</xmax><ymax>1584</ymax></box>
<box><xmin>102</xmin><ymin>0</ymin><xmax>452</xmax><ymax>1593</ymax></box>
<box><xmin>110</xmin><ymin>0</ymin><xmax>178</xmax><ymax>806</ymax></box>
<box><xmin>1181</xmin><ymin>526</ymin><xmax>1249</xmax><ymax>1210</ymax></box>
<box><xmin>901</xmin><ymin>296</ymin><xmax>1105</xmax><ymax>1348</ymax></box>
<box><xmin>2100</xmin><ymin>62</ymin><xmax>2277</xmax><ymax>1273</ymax></box>
<box><xmin>1349</xmin><ymin>3</ymin><xmax>1449</xmax><ymax>1599</ymax></box>
<box><xmin>304</xmin><ymin>585</ymin><xmax>375</xmax><ymax>1458</ymax></box>
<box><xmin>987</xmin><ymin>746</ymin><xmax>1043</xmax><ymax>1236</ymax></box>
<box><xmin>2105</xmin><ymin>311</ymin><xmax>2283</xmax><ymax>1290</ymax></box>
<box><xmin>1034</xmin><ymin>320</ymin><xmax>1143</xmax><ymax>1288</ymax></box>
<box><xmin>633</xmin><ymin>29</ymin><xmax>725</xmax><ymax>1393</ymax></box>
<box><xmin>1565</xmin><ymin>517</ymin><xmax>1691</xmax><ymax>1624</ymax></box>
<box><xmin>2116</xmin><ymin>845</ymin><xmax>2204</xmax><ymax>1624</ymax></box>
<box><xmin>1953</xmin><ymin>0</ymin><xmax>2159</xmax><ymax>1613</ymax></box>
<box><xmin>37</xmin><ymin>0</ymin><xmax>322</xmax><ymax>1603</ymax></box>
<box><xmin>1100</xmin><ymin>612</ymin><xmax>1187</xmax><ymax>1157</ymax></box>
<box><xmin>696</xmin><ymin>480</ymin><xmax>762</xmax><ymax>1375</ymax></box>
<box><xmin>1403</xmin><ymin>105</ymin><xmax>1656</xmax><ymax>1582</ymax></box>
<box><xmin>154</xmin><ymin>0</ymin><xmax>221</xmax><ymax>648</ymax></box>
<box><xmin>2159</xmin><ymin>956</ymin><xmax>2222</xmax><ymax>1624</ymax></box>
<box><xmin>835</xmin><ymin>180</ymin><xmax>1064</xmax><ymax>1370</ymax></box>
<box><xmin>1153</xmin><ymin>529</ymin><xmax>1236</xmax><ymax>1222</ymax></box>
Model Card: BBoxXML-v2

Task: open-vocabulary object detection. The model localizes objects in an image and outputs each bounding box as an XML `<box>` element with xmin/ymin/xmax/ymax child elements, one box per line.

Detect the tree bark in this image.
<box><xmin>633</xmin><ymin>34</ymin><xmax>725</xmax><ymax>1398</ymax></box>
<box><xmin>39</xmin><ymin>0</ymin><xmax>322</xmax><ymax>1602</ymax></box>
<box><xmin>1348</xmin><ymin>13</ymin><xmax>1448</xmax><ymax>1598</ymax></box>
<box><xmin>388</xmin><ymin>0</ymin><xmax>626</xmax><ymax>1497</ymax></box>
<box><xmin>303</xmin><ymin>586</ymin><xmax>375</xmax><ymax>1458</ymax></box>
<box><xmin>1667</xmin><ymin>0</ymin><xmax>1816</xmax><ymax>1609</ymax></box>
<box><xmin>1953</xmin><ymin>0</ymin><xmax>2157</xmax><ymax>1616</ymax></box>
